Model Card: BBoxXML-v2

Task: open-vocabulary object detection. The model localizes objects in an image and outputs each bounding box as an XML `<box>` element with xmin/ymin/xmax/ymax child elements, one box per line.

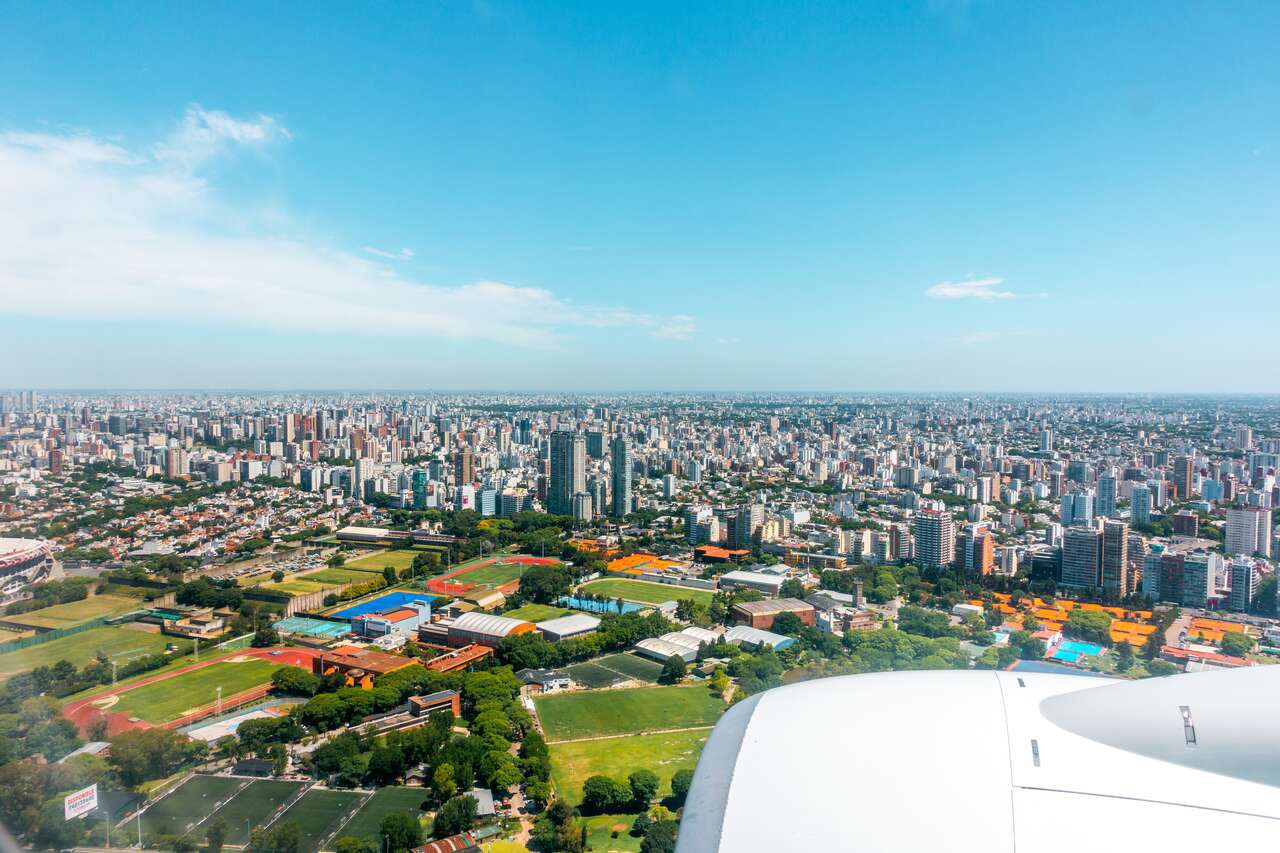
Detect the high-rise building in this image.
<box><xmin>1130</xmin><ymin>483</ymin><xmax>1152</xmax><ymax>525</ymax></box>
<box><xmin>1100</xmin><ymin>519</ymin><xmax>1129</xmax><ymax>594</ymax></box>
<box><xmin>610</xmin><ymin>435</ymin><xmax>632</xmax><ymax>518</ymax></box>
<box><xmin>1039</xmin><ymin>429</ymin><xmax>1053</xmax><ymax>453</ymax></box>
<box><xmin>1060</xmin><ymin>490</ymin><xmax>1094</xmax><ymax>527</ymax></box>
<box><xmin>1061</xmin><ymin>524</ymin><xmax>1102</xmax><ymax>589</ymax></box>
<box><xmin>1172</xmin><ymin>455</ymin><xmax>1195</xmax><ymax>500</ymax></box>
<box><xmin>454</xmin><ymin>448</ymin><xmax>475</xmax><ymax>486</ymax></box>
<box><xmin>586</xmin><ymin>430</ymin><xmax>606</xmax><ymax>459</ymax></box>
<box><xmin>962</xmin><ymin>523</ymin><xmax>994</xmax><ymax>575</ymax></box>
<box><xmin>549</xmin><ymin>431</ymin><xmax>586</xmax><ymax>516</ymax></box>
<box><xmin>912</xmin><ymin>509</ymin><xmax>955</xmax><ymax>569</ymax></box>
<box><xmin>1181</xmin><ymin>554</ymin><xmax>1213</xmax><ymax>609</ymax></box>
<box><xmin>1226</xmin><ymin>505</ymin><xmax>1272</xmax><ymax>558</ymax></box>
<box><xmin>1228</xmin><ymin>557</ymin><xmax>1255</xmax><ymax>613</ymax></box>
<box><xmin>1096</xmin><ymin>475</ymin><xmax>1117</xmax><ymax>519</ymax></box>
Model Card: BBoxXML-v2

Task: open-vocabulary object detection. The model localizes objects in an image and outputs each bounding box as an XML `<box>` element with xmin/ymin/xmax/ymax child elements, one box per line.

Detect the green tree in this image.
<box><xmin>640</xmin><ymin>820</ymin><xmax>678</xmax><ymax>853</ymax></box>
<box><xmin>1146</xmin><ymin>659</ymin><xmax>1178</xmax><ymax>677</ymax></box>
<box><xmin>252</xmin><ymin>625</ymin><xmax>281</xmax><ymax>647</ymax></box>
<box><xmin>1220</xmin><ymin>631</ymin><xmax>1255</xmax><ymax>658</ymax></box>
<box><xmin>206</xmin><ymin>818</ymin><xmax>229</xmax><ymax>853</ymax></box>
<box><xmin>271</xmin><ymin>666</ymin><xmax>320</xmax><ymax>697</ymax></box>
<box><xmin>519</xmin><ymin>563</ymin><xmax>573</xmax><ymax>604</ymax></box>
<box><xmin>778</xmin><ymin>578</ymin><xmax>807</xmax><ymax>599</ymax></box>
<box><xmin>431</xmin><ymin>795</ymin><xmax>477</xmax><ymax>839</ymax></box>
<box><xmin>250</xmin><ymin>820</ymin><xmax>301</xmax><ymax>853</ymax></box>
<box><xmin>770</xmin><ymin>611</ymin><xmax>804</xmax><ymax>635</ymax></box>
<box><xmin>108</xmin><ymin>728</ymin><xmax>207</xmax><ymax>786</ymax></box>
<box><xmin>669</xmin><ymin>768</ymin><xmax>694</xmax><ymax>807</ymax></box>
<box><xmin>1143</xmin><ymin>631</ymin><xmax>1163</xmax><ymax>660</ymax></box>
<box><xmin>333</xmin><ymin>838</ymin><xmax>377</xmax><ymax>853</ymax></box>
<box><xmin>432</xmin><ymin>762</ymin><xmax>458</xmax><ymax>801</ymax></box>
<box><xmin>628</xmin><ymin>769</ymin><xmax>660</xmax><ymax>810</ymax></box>
<box><xmin>1115</xmin><ymin>640</ymin><xmax>1135</xmax><ymax>672</ymax></box>
<box><xmin>659</xmin><ymin>655</ymin><xmax>687</xmax><ymax>685</ymax></box>
<box><xmin>581</xmin><ymin>775</ymin><xmax>630</xmax><ymax>815</ymax></box>
<box><xmin>380</xmin><ymin>812</ymin><xmax>424</xmax><ymax>851</ymax></box>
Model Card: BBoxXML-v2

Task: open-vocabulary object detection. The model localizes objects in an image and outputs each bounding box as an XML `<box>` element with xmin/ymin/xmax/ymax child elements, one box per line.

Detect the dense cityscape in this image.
<box><xmin>2</xmin><ymin>390</ymin><xmax>1278</xmax><ymax>851</ymax></box>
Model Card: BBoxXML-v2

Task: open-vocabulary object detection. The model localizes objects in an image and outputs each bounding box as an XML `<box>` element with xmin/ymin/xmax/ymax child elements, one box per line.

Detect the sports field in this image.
<box><xmin>578</xmin><ymin>578</ymin><xmax>713</xmax><ymax>606</ymax></box>
<box><xmin>453</xmin><ymin>560</ymin><xmax>526</xmax><ymax>587</ymax></box>
<box><xmin>344</xmin><ymin>550</ymin><xmax>418</xmax><ymax>572</ymax></box>
<box><xmin>336</xmin><ymin>787</ymin><xmax>429</xmax><ymax>843</ymax></box>
<box><xmin>112</xmin><ymin>657</ymin><xmax>283</xmax><ymax>723</ymax></box>
<box><xmin>502</xmin><ymin>603</ymin><xmax>572</xmax><ymax>622</ymax></box>
<box><xmin>534</xmin><ymin>685</ymin><xmax>725</xmax><ymax>742</ymax></box>
<box><xmin>565</xmin><ymin>654</ymin><xmax>663</xmax><ymax>689</ymax></box>
<box><xmin>583</xmin><ymin>814</ymin><xmax>643</xmax><ymax>852</ymax></box>
<box><xmin>9</xmin><ymin>592</ymin><xmax>143</xmax><ymax>629</ymax></box>
<box><xmin>262</xmin><ymin>578</ymin><xmax>332</xmax><ymax>595</ymax></box>
<box><xmin>550</xmin><ymin>728</ymin><xmax>710</xmax><ymax>806</ymax></box>
<box><xmin>140</xmin><ymin>775</ymin><xmax>248</xmax><ymax>840</ymax></box>
<box><xmin>214</xmin><ymin>779</ymin><xmax>307</xmax><ymax>844</ymax></box>
<box><xmin>277</xmin><ymin>788</ymin><xmax>366</xmax><ymax>852</ymax></box>
<box><xmin>0</xmin><ymin>624</ymin><xmax>174</xmax><ymax>678</ymax></box>
<box><xmin>299</xmin><ymin>568</ymin><xmax>374</xmax><ymax>585</ymax></box>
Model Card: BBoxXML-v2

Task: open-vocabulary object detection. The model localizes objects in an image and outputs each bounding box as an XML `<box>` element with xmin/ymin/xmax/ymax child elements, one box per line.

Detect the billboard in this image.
<box><xmin>64</xmin><ymin>784</ymin><xmax>98</xmax><ymax>820</ymax></box>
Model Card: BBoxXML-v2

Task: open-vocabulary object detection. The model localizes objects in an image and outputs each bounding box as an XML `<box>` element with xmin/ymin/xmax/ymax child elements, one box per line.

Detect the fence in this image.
<box><xmin>0</xmin><ymin>616</ymin><xmax>111</xmax><ymax>652</ymax></box>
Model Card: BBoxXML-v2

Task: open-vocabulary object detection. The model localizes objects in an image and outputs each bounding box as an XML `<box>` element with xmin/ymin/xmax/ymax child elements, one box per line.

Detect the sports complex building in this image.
<box><xmin>0</xmin><ymin>537</ymin><xmax>53</xmax><ymax>606</ymax></box>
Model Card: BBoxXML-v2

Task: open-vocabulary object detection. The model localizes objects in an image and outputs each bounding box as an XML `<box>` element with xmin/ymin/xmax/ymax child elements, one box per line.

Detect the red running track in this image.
<box><xmin>61</xmin><ymin>646</ymin><xmax>322</xmax><ymax>737</ymax></box>
<box><xmin>425</xmin><ymin>554</ymin><xmax>558</xmax><ymax>596</ymax></box>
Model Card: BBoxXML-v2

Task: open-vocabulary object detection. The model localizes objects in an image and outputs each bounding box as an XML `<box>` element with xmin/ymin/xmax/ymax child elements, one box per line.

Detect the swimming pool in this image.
<box><xmin>1052</xmin><ymin>650</ymin><xmax>1081</xmax><ymax>663</ymax></box>
<box><xmin>1058</xmin><ymin>640</ymin><xmax>1104</xmax><ymax>656</ymax></box>
<box><xmin>331</xmin><ymin>590</ymin><xmax>438</xmax><ymax>619</ymax></box>
<box><xmin>557</xmin><ymin>596</ymin><xmax>644</xmax><ymax>614</ymax></box>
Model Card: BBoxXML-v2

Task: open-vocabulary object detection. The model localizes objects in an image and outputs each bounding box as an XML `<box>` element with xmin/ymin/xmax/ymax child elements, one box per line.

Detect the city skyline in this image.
<box><xmin>5</xmin><ymin>2</ymin><xmax>1280</xmax><ymax>392</ymax></box>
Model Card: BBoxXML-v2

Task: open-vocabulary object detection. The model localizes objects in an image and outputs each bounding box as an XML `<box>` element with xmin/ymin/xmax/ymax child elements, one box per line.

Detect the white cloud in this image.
<box><xmin>152</xmin><ymin>106</ymin><xmax>291</xmax><ymax>167</ymax></box>
<box><xmin>0</xmin><ymin>108</ymin><xmax>693</xmax><ymax>348</ymax></box>
<box><xmin>363</xmin><ymin>246</ymin><xmax>415</xmax><ymax>261</ymax></box>
<box><xmin>925</xmin><ymin>276</ymin><xmax>1016</xmax><ymax>300</ymax></box>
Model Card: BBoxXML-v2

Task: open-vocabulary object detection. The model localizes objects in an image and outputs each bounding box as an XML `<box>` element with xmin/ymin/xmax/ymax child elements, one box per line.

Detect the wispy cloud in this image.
<box><xmin>152</xmin><ymin>106</ymin><xmax>290</xmax><ymax>167</ymax></box>
<box><xmin>926</xmin><ymin>276</ymin><xmax>1016</xmax><ymax>300</ymax></box>
<box><xmin>363</xmin><ymin>246</ymin><xmax>415</xmax><ymax>261</ymax></box>
<box><xmin>0</xmin><ymin>107</ymin><xmax>693</xmax><ymax>348</ymax></box>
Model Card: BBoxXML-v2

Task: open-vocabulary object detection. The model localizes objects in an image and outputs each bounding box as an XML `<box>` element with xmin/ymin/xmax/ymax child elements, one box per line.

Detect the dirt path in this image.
<box><xmin>545</xmin><ymin>724</ymin><xmax>715</xmax><ymax>745</ymax></box>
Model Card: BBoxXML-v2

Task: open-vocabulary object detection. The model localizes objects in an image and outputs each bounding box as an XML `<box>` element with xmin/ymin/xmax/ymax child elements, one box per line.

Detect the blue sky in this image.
<box><xmin>2</xmin><ymin>1</ymin><xmax>1278</xmax><ymax>391</ymax></box>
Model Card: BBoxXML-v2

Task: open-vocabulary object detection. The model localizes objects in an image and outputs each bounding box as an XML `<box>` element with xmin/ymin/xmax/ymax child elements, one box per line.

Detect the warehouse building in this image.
<box><xmin>446</xmin><ymin>611</ymin><xmax>536</xmax><ymax>648</ymax></box>
<box><xmin>724</xmin><ymin>624</ymin><xmax>795</xmax><ymax>651</ymax></box>
<box><xmin>730</xmin><ymin>598</ymin><xmax>816</xmax><ymax>630</ymax></box>
<box><xmin>535</xmin><ymin>613</ymin><xmax>601</xmax><ymax>642</ymax></box>
<box><xmin>719</xmin><ymin>569</ymin><xmax>786</xmax><ymax>597</ymax></box>
<box><xmin>634</xmin><ymin>626</ymin><xmax>722</xmax><ymax>663</ymax></box>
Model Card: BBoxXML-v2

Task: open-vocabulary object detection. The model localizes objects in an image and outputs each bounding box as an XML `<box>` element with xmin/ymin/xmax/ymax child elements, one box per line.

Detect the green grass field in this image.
<box><xmin>261</xmin><ymin>579</ymin><xmax>332</xmax><ymax>595</ymax></box>
<box><xmin>455</xmin><ymin>560</ymin><xmax>526</xmax><ymax>587</ymax></box>
<box><xmin>594</xmin><ymin>653</ymin><xmax>664</xmax><ymax>683</ymax></box>
<box><xmin>344</xmin><ymin>550</ymin><xmax>418</xmax><ymax>572</ymax></box>
<box><xmin>503</xmin><ymin>603</ymin><xmax>572</xmax><ymax>622</ymax></box>
<box><xmin>0</xmin><ymin>624</ymin><xmax>174</xmax><ymax>679</ymax></box>
<box><xmin>277</xmin><ymin>788</ymin><xmax>366</xmax><ymax>853</ymax></box>
<box><xmin>9</xmin><ymin>593</ymin><xmax>144</xmax><ymax>629</ymax></box>
<box><xmin>579</xmin><ymin>578</ymin><xmax>713</xmax><ymax>606</ymax></box>
<box><xmin>141</xmin><ymin>775</ymin><xmax>248</xmax><ymax>840</ymax></box>
<box><xmin>212</xmin><ymin>779</ymin><xmax>307</xmax><ymax>844</ymax></box>
<box><xmin>565</xmin><ymin>661</ymin><xmax>628</xmax><ymax>689</ymax></box>
<box><xmin>534</xmin><ymin>685</ymin><xmax>725</xmax><ymax>742</ymax></box>
<box><xmin>300</xmin><ymin>568</ymin><xmax>374</xmax><ymax>585</ymax></box>
<box><xmin>583</xmin><ymin>814</ymin><xmax>645</xmax><ymax>852</ymax></box>
<box><xmin>335</xmin><ymin>787</ymin><xmax>429</xmax><ymax>843</ymax></box>
<box><xmin>113</xmin><ymin>657</ymin><xmax>283</xmax><ymax>722</ymax></box>
<box><xmin>549</xmin><ymin>728</ymin><xmax>710</xmax><ymax>805</ymax></box>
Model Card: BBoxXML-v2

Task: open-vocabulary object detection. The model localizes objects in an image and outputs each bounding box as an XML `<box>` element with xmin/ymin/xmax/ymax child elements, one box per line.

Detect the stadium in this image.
<box><xmin>0</xmin><ymin>537</ymin><xmax>53</xmax><ymax>606</ymax></box>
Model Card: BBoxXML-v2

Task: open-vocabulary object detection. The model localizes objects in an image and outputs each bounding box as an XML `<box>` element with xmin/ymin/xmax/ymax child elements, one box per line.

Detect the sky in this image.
<box><xmin>2</xmin><ymin>1</ymin><xmax>1279</xmax><ymax>392</ymax></box>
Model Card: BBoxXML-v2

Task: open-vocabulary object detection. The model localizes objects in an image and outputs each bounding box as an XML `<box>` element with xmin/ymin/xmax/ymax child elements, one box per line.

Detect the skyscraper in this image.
<box><xmin>1228</xmin><ymin>556</ymin><xmax>1255</xmax><ymax>612</ymax></box>
<box><xmin>912</xmin><ymin>509</ymin><xmax>955</xmax><ymax>569</ymax></box>
<box><xmin>610</xmin><ymin>435</ymin><xmax>632</xmax><ymax>518</ymax></box>
<box><xmin>1172</xmin><ymin>455</ymin><xmax>1195</xmax><ymax>500</ymax></box>
<box><xmin>1060</xmin><ymin>490</ymin><xmax>1094</xmax><ymax>527</ymax></box>
<box><xmin>1061</xmin><ymin>524</ymin><xmax>1102</xmax><ymax>589</ymax></box>
<box><xmin>1100</xmin><ymin>519</ymin><xmax>1129</xmax><ymax>594</ymax></box>
<box><xmin>454</xmin><ymin>447</ymin><xmax>475</xmax><ymax>486</ymax></box>
<box><xmin>1096</xmin><ymin>474</ymin><xmax>1117</xmax><ymax>519</ymax></box>
<box><xmin>1226</xmin><ymin>505</ymin><xmax>1272</xmax><ymax>558</ymax></box>
<box><xmin>1130</xmin><ymin>483</ymin><xmax>1152</xmax><ymax>525</ymax></box>
<box><xmin>549</xmin><ymin>430</ymin><xmax>586</xmax><ymax>516</ymax></box>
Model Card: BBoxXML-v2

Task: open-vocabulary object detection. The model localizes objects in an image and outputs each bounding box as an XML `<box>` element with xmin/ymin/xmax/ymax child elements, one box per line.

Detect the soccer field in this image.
<box><xmin>549</xmin><ymin>728</ymin><xmax>710</xmax><ymax>805</ymax></box>
<box><xmin>503</xmin><ymin>603</ymin><xmax>572</xmax><ymax>621</ymax></box>
<box><xmin>112</xmin><ymin>657</ymin><xmax>283</xmax><ymax>723</ymax></box>
<box><xmin>299</xmin><ymin>568</ymin><xmax>373</xmax><ymax>585</ymax></box>
<box><xmin>534</xmin><ymin>685</ymin><xmax>725</xmax><ymax>742</ymax></box>
<box><xmin>578</xmin><ymin>578</ymin><xmax>713</xmax><ymax>606</ymax></box>
<box><xmin>277</xmin><ymin>788</ymin><xmax>366</xmax><ymax>853</ymax></box>
<box><xmin>454</xmin><ymin>560</ymin><xmax>526</xmax><ymax>587</ymax></box>
<box><xmin>141</xmin><ymin>775</ymin><xmax>248</xmax><ymax>840</ymax></box>
<box><xmin>344</xmin><ymin>550</ymin><xmax>418</xmax><ymax>572</ymax></box>
<box><xmin>0</xmin><ymin>624</ymin><xmax>174</xmax><ymax>679</ymax></box>
<box><xmin>335</xmin><ymin>787</ymin><xmax>429</xmax><ymax>843</ymax></box>
<box><xmin>10</xmin><ymin>593</ymin><xmax>143</xmax><ymax>629</ymax></box>
<box><xmin>213</xmin><ymin>779</ymin><xmax>307</xmax><ymax>844</ymax></box>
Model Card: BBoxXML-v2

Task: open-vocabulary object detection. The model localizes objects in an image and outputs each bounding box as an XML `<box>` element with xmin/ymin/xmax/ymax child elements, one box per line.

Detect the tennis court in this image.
<box><xmin>330</xmin><ymin>591</ymin><xmax>437</xmax><ymax>619</ymax></box>
<box><xmin>274</xmin><ymin>615</ymin><xmax>352</xmax><ymax>639</ymax></box>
